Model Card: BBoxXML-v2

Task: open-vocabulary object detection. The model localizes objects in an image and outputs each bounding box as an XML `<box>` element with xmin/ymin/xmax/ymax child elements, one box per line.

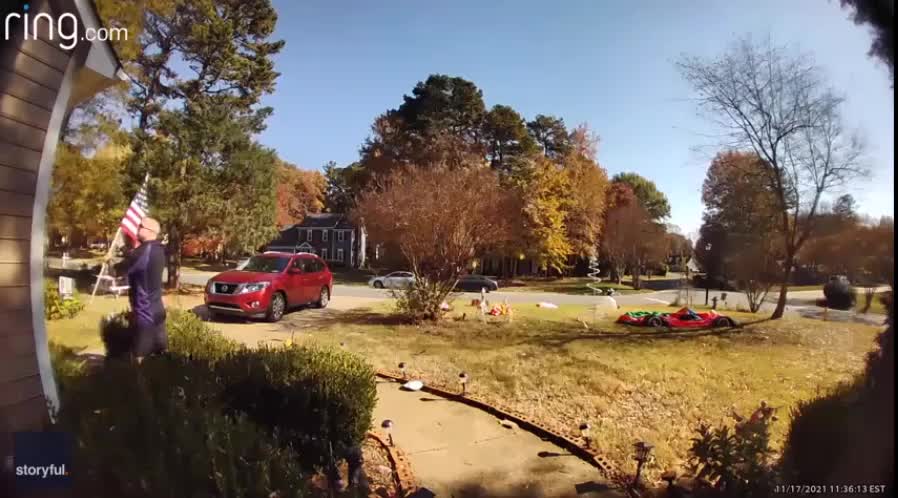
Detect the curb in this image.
<box><xmin>366</xmin><ymin>430</ymin><xmax>419</xmax><ymax>498</ymax></box>
<box><xmin>375</xmin><ymin>369</ymin><xmax>626</xmax><ymax>486</ymax></box>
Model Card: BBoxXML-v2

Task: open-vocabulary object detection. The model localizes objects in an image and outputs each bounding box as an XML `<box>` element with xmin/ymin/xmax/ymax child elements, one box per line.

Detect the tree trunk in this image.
<box><xmin>771</xmin><ymin>256</ymin><xmax>794</xmax><ymax>319</ymax></box>
<box><xmin>166</xmin><ymin>229</ymin><xmax>182</xmax><ymax>289</ymax></box>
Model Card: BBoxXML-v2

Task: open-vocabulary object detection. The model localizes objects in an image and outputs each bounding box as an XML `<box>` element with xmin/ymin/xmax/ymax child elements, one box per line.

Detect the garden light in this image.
<box><xmin>381</xmin><ymin>419</ymin><xmax>394</xmax><ymax>446</ymax></box>
<box><xmin>579</xmin><ymin>422</ymin><xmax>592</xmax><ymax>448</ymax></box>
<box><xmin>459</xmin><ymin>372</ymin><xmax>469</xmax><ymax>395</ymax></box>
<box><xmin>632</xmin><ymin>441</ymin><xmax>654</xmax><ymax>487</ymax></box>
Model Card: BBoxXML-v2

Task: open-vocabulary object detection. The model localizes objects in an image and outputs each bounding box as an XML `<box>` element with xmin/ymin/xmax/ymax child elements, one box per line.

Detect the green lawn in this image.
<box><xmin>502</xmin><ymin>277</ymin><xmax>655</xmax><ymax>295</ymax></box>
<box><xmin>786</xmin><ymin>285</ymin><xmax>823</xmax><ymax>292</ymax></box>
<box><xmin>46</xmin><ymin>296</ymin><xmax>130</xmax><ymax>351</ymax></box>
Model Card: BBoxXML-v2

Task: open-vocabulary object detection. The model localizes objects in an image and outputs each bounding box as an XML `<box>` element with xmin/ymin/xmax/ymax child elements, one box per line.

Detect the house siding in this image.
<box><xmin>0</xmin><ymin>0</ymin><xmax>116</xmax><ymax>476</ymax></box>
<box><xmin>0</xmin><ymin>0</ymin><xmax>64</xmax><ymax>470</ymax></box>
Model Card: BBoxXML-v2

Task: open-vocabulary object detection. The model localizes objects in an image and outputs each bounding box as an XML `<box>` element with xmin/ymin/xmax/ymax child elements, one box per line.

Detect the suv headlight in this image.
<box><xmin>239</xmin><ymin>282</ymin><xmax>270</xmax><ymax>294</ymax></box>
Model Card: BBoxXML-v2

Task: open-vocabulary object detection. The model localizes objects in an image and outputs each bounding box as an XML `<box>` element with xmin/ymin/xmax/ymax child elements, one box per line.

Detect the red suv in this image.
<box><xmin>204</xmin><ymin>252</ymin><xmax>332</xmax><ymax>322</ymax></box>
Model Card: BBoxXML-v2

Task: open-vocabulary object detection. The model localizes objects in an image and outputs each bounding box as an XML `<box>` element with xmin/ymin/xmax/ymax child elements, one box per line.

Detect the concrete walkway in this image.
<box><xmin>374</xmin><ymin>381</ymin><xmax>622</xmax><ymax>498</ymax></box>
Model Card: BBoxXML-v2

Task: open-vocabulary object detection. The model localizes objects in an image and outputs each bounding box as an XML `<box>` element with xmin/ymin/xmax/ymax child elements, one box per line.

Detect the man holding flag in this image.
<box><xmin>122</xmin><ymin>217</ymin><xmax>167</xmax><ymax>359</ymax></box>
<box><xmin>112</xmin><ymin>178</ymin><xmax>168</xmax><ymax>359</ymax></box>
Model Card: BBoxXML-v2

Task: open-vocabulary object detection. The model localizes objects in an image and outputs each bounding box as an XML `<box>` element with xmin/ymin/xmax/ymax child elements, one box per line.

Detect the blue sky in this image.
<box><xmin>260</xmin><ymin>0</ymin><xmax>893</xmax><ymax>237</ymax></box>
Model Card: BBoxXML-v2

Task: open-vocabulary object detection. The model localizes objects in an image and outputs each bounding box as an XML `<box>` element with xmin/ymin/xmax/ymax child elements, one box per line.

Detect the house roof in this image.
<box><xmin>292</xmin><ymin>213</ymin><xmax>354</xmax><ymax>229</ymax></box>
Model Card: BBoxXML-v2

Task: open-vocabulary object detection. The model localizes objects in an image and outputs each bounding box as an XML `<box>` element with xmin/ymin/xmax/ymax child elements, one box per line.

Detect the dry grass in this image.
<box><xmin>855</xmin><ymin>291</ymin><xmax>890</xmax><ymax>315</ymax></box>
<box><xmin>290</xmin><ymin>302</ymin><xmax>882</xmax><ymax>479</ymax></box>
<box><xmin>48</xmin><ymin>297</ymin><xmax>883</xmax><ymax>482</ymax></box>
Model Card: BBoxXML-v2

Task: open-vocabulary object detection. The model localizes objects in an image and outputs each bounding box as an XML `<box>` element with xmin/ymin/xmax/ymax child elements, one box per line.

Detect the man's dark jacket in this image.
<box><xmin>123</xmin><ymin>240</ymin><xmax>166</xmax><ymax>327</ymax></box>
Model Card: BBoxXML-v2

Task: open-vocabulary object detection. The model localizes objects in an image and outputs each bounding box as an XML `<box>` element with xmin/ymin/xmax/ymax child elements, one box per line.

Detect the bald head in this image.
<box><xmin>138</xmin><ymin>217</ymin><xmax>160</xmax><ymax>242</ymax></box>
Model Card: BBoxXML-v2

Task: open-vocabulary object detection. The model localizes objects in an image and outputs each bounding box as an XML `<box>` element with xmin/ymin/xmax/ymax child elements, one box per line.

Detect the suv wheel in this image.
<box><xmin>373</xmin><ymin>280</ymin><xmax>384</xmax><ymax>289</ymax></box>
<box><xmin>267</xmin><ymin>292</ymin><xmax>286</xmax><ymax>322</ymax></box>
<box><xmin>316</xmin><ymin>287</ymin><xmax>330</xmax><ymax>309</ymax></box>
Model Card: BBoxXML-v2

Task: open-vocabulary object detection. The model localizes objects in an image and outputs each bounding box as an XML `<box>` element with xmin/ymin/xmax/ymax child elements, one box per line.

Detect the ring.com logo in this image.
<box><xmin>3</xmin><ymin>3</ymin><xmax>128</xmax><ymax>51</ymax></box>
<box><xmin>16</xmin><ymin>464</ymin><xmax>69</xmax><ymax>478</ymax></box>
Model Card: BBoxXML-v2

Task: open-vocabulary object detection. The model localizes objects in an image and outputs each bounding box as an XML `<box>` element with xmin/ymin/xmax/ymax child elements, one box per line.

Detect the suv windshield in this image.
<box><xmin>241</xmin><ymin>255</ymin><xmax>289</xmax><ymax>273</ymax></box>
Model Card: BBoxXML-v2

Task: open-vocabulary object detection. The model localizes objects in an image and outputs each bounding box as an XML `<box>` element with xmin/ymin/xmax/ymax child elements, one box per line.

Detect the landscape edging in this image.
<box><xmin>374</xmin><ymin>369</ymin><xmax>627</xmax><ymax>487</ymax></box>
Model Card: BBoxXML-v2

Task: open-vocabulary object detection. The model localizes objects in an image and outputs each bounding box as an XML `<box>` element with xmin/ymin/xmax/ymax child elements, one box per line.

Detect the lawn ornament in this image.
<box><xmin>617</xmin><ymin>307</ymin><xmax>736</xmax><ymax>328</ymax></box>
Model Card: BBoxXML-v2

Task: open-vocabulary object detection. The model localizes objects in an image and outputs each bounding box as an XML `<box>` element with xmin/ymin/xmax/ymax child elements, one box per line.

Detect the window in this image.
<box><xmin>323</xmin><ymin>230</ymin><xmax>328</xmax><ymax>242</ymax></box>
<box><xmin>306</xmin><ymin>229</ymin><xmax>313</xmax><ymax>241</ymax></box>
<box><xmin>337</xmin><ymin>231</ymin><xmax>346</xmax><ymax>242</ymax></box>
<box><xmin>306</xmin><ymin>259</ymin><xmax>322</xmax><ymax>273</ymax></box>
<box><xmin>243</xmin><ymin>256</ymin><xmax>290</xmax><ymax>273</ymax></box>
<box><xmin>291</xmin><ymin>257</ymin><xmax>309</xmax><ymax>272</ymax></box>
<box><xmin>337</xmin><ymin>248</ymin><xmax>344</xmax><ymax>262</ymax></box>
<box><xmin>322</xmin><ymin>248</ymin><xmax>328</xmax><ymax>260</ymax></box>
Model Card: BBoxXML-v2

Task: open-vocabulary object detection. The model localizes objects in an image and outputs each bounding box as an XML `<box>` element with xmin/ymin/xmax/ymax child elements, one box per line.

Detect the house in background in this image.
<box><xmin>265</xmin><ymin>213</ymin><xmax>366</xmax><ymax>268</ymax></box>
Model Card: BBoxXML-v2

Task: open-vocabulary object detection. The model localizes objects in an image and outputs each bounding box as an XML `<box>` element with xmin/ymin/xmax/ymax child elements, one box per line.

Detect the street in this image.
<box><xmin>178</xmin><ymin>269</ymin><xmax>860</xmax><ymax>315</ymax></box>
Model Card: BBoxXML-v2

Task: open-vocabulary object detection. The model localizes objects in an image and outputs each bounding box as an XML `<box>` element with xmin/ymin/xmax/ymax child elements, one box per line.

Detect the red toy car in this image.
<box><xmin>616</xmin><ymin>307</ymin><xmax>736</xmax><ymax>328</ymax></box>
<box><xmin>204</xmin><ymin>252</ymin><xmax>332</xmax><ymax>322</ymax></box>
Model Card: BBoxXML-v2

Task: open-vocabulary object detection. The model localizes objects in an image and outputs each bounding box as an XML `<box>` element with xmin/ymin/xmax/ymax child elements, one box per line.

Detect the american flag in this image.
<box><xmin>120</xmin><ymin>176</ymin><xmax>149</xmax><ymax>243</ymax></box>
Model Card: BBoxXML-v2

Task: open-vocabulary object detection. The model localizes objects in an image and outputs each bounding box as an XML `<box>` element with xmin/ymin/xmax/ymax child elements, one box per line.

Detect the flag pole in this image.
<box><xmin>91</xmin><ymin>173</ymin><xmax>150</xmax><ymax>304</ymax></box>
<box><xmin>90</xmin><ymin>226</ymin><xmax>124</xmax><ymax>304</ymax></box>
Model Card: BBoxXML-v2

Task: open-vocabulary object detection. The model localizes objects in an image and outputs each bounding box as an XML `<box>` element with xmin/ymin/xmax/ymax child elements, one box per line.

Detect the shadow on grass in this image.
<box><xmin>520</xmin><ymin>318</ymin><xmax>774</xmax><ymax>348</ymax></box>
<box><xmin>190</xmin><ymin>304</ymin><xmax>413</xmax><ymax>328</ymax></box>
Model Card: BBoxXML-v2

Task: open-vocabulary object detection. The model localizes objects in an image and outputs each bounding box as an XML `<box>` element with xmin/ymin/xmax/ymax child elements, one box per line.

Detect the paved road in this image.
<box><xmin>179</xmin><ymin>270</ymin><xmax>855</xmax><ymax>315</ymax></box>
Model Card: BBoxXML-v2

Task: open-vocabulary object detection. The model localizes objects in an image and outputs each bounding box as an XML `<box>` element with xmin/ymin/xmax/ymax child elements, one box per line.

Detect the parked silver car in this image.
<box><xmin>368</xmin><ymin>271</ymin><xmax>416</xmax><ymax>289</ymax></box>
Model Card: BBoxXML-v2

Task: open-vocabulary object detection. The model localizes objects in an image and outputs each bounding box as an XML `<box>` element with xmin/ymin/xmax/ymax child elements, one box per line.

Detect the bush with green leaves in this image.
<box><xmin>54</xmin><ymin>355</ymin><xmax>312</xmax><ymax>498</ymax></box>
<box><xmin>687</xmin><ymin>402</ymin><xmax>778</xmax><ymax>497</ymax></box>
<box><xmin>167</xmin><ymin>309</ymin><xmax>240</xmax><ymax>364</ymax></box>
<box><xmin>44</xmin><ymin>280</ymin><xmax>85</xmax><ymax>320</ymax></box>
<box><xmin>217</xmin><ymin>344</ymin><xmax>378</xmax><ymax>471</ymax></box>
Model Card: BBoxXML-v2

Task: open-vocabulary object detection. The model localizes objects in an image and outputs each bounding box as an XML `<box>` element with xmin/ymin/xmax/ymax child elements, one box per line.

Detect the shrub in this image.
<box><xmin>217</xmin><ymin>344</ymin><xmax>377</xmax><ymax>471</ymax></box>
<box><xmin>49</xmin><ymin>342</ymin><xmax>88</xmax><ymax>391</ymax></box>
<box><xmin>823</xmin><ymin>277</ymin><xmax>856</xmax><ymax>310</ymax></box>
<box><xmin>688</xmin><ymin>402</ymin><xmax>778</xmax><ymax>497</ymax></box>
<box><xmin>393</xmin><ymin>283</ymin><xmax>449</xmax><ymax>322</ymax></box>
<box><xmin>55</xmin><ymin>356</ymin><xmax>313</xmax><ymax>498</ymax></box>
<box><xmin>167</xmin><ymin>309</ymin><xmax>240</xmax><ymax>364</ymax></box>
<box><xmin>45</xmin><ymin>280</ymin><xmax>85</xmax><ymax>320</ymax></box>
<box><xmin>779</xmin><ymin>382</ymin><xmax>863</xmax><ymax>485</ymax></box>
<box><xmin>100</xmin><ymin>311</ymin><xmax>133</xmax><ymax>359</ymax></box>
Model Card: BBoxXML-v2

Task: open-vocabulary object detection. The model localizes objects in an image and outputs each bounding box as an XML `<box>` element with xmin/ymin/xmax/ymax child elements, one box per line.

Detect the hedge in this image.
<box><xmin>88</xmin><ymin>310</ymin><xmax>376</xmax><ymax>477</ymax></box>
<box><xmin>54</xmin><ymin>356</ymin><xmax>311</xmax><ymax>498</ymax></box>
<box><xmin>217</xmin><ymin>345</ymin><xmax>378</xmax><ymax>470</ymax></box>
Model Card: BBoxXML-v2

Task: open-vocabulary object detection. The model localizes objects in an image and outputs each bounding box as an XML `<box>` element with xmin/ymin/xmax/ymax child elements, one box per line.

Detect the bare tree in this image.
<box><xmin>728</xmin><ymin>235</ymin><xmax>781</xmax><ymax>313</ymax></box>
<box><xmin>353</xmin><ymin>165</ymin><xmax>516</xmax><ymax>321</ymax></box>
<box><xmin>678</xmin><ymin>37</ymin><xmax>867</xmax><ymax>318</ymax></box>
